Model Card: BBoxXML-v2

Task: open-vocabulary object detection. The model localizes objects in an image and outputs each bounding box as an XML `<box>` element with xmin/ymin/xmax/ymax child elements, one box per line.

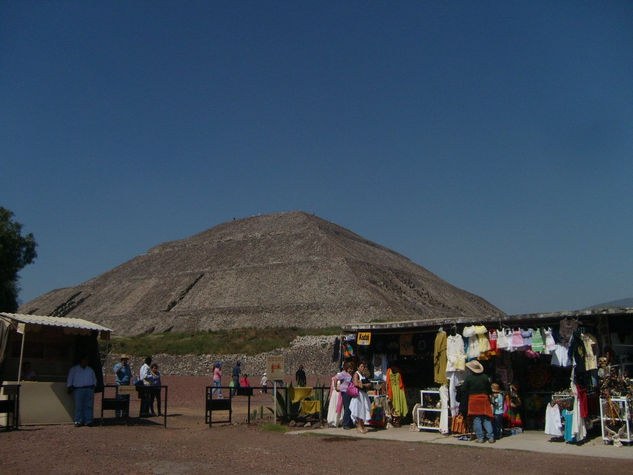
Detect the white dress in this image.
<box><xmin>327</xmin><ymin>377</ymin><xmax>342</xmax><ymax>427</ymax></box>
<box><xmin>349</xmin><ymin>371</ymin><xmax>371</xmax><ymax>423</ymax></box>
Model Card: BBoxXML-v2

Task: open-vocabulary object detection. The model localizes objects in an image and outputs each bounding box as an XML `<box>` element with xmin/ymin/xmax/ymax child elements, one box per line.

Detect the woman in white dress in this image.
<box><xmin>349</xmin><ymin>360</ymin><xmax>372</xmax><ymax>433</ymax></box>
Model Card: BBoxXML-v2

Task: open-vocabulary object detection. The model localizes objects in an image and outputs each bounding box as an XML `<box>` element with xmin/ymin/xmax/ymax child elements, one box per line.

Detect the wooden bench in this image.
<box><xmin>205</xmin><ymin>387</ymin><xmax>232</xmax><ymax>427</ymax></box>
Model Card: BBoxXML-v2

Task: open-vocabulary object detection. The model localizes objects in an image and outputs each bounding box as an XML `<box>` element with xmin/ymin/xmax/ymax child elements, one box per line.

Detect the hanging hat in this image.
<box><xmin>465</xmin><ymin>360</ymin><xmax>484</xmax><ymax>374</ymax></box>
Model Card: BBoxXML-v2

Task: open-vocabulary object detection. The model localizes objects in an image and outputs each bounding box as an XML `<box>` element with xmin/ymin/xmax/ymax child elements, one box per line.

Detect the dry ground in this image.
<box><xmin>1</xmin><ymin>376</ymin><xmax>630</xmax><ymax>474</ymax></box>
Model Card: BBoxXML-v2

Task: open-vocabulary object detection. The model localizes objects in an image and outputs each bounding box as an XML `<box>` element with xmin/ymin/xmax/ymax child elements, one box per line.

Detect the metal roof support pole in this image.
<box><xmin>16</xmin><ymin>323</ymin><xmax>26</xmax><ymax>385</ymax></box>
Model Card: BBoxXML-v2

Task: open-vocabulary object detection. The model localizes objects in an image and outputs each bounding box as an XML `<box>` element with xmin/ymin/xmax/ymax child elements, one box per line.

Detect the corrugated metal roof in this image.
<box><xmin>343</xmin><ymin>307</ymin><xmax>633</xmax><ymax>332</ymax></box>
<box><xmin>0</xmin><ymin>312</ymin><xmax>111</xmax><ymax>332</ymax></box>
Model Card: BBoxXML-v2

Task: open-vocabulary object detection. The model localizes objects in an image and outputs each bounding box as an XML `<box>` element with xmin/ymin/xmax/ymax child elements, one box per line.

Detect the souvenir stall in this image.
<box><xmin>343</xmin><ymin>306</ymin><xmax>633</xmax><ymax>443</ymax></box>
<box><xmin>333</xmin><ymin>330</ymin><xmax>434</xmax><ymax>429</ymax></box>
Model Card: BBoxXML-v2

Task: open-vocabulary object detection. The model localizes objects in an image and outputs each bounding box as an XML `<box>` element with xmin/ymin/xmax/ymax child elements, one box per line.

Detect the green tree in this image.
<box><xmin>0</xmin><ymin>207</ymin><xmax>37</xmax><ymax>312</ymax></box>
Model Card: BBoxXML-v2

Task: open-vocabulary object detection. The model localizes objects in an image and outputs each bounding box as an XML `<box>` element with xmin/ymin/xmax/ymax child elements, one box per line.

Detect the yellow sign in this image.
<box><xmin>267</xmin><ymin>356</ymin><xmax>285</xmax><ymax>379</ymax></box>
<box><xmin>357</xmin><ymin>332</ymin><xmax>372</xmax><ymax>346</ymax></box>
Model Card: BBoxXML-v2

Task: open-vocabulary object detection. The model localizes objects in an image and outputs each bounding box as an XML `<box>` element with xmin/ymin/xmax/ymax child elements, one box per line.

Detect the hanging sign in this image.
<box><xmin>357</xmin><ymin>332</ymin><xmax>372</xmax><ymax>346</ymax></box>
<box><xmin>16</xmin><ymin>323</ymin><xmax>26</xmax><ymax>334</ymax></box>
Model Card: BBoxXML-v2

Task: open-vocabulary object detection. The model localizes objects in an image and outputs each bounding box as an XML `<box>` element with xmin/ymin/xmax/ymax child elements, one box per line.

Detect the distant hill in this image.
<box><xmin>585</xmin><ymin>298</ymin><xmax>633</xmax><ymax>310</ymax></box>
<box><xmin>20</xmin><ymin>211</ymin><xmax>505</xmax><ymax>336</ymax></box>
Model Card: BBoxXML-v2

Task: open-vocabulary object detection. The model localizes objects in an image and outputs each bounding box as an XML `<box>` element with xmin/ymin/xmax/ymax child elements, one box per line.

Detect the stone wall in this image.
<box><xmin>104</xmin><ymin>335</ymin><xmax>341</xmax><ymax>381</ymax></box>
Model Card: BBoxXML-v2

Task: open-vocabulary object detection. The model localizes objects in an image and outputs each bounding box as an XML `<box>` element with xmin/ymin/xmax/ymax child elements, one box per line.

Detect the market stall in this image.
<box><xmin>0</xmin><ymin>312</ymin><xmax>110</xmax><ymax>425</ymax></box>
<box><xmin>342</xmin><ymin>307</ymin><xmax>633</xmax><ymax>444</ymax></box>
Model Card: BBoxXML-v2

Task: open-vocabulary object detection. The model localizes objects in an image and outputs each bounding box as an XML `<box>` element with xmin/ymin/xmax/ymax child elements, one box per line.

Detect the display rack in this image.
<box><xmin>600</xmin><ymin>397</ymin><xmax>632</xmax><ymax>444</ymax></box>
<box><xmin>416</xmin><ymin>389</ymin><xmax>444</xmax><ymax>432</ymax></box>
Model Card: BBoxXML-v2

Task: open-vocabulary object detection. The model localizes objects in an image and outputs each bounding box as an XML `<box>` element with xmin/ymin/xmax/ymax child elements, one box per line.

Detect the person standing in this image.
<box><xmin>295</xmin><ymin>365</ymin><xmax>307</xmax><ymax>387</ymax></box>
<box><xmin>113</xmin><ymin>354</ymin><xmax>133</xmax><ymax>417</ymax></box>
<box><xmin>461</xmin><ymin>360</ymin><xmax>495</xmax><ymax>443</ymax></box>
<box><xmin>231</xmin><ymin>361</ymin><xmax>241</xmax><ymax>396</ymax></box>
<box><xmin>212</xmin><ymin>362</ymin><xmax>223</xmax><ymax>398</ymax></box>
<box><xmin>67</xmin><ymin>355</ymin><xmax>97</xmax><ymax>427</ymax></box>
<box><xmin>350</xmin><ymin>360</ymin><xmax>372</xmax><ymax>433</ymax></box>
<box><xmin>148</xmin><ymin>363</ymin><xmax>162</xmax><ymax>416</ymax></box>
<box><xmin>260</xmin><ymin>372</ymin><xmax>268</xmax><ymax>394</ymax></box>
<box><xmin>139</xmin><ymin>356</ymin><xmax>152</xmax><ymax>417</ymax></box>
<box><xmin>335</xmin><ymin>360</ymin><xmax>356</xmax><ymax>430</ymax></box>
<box><xmin>491</xmin><ymin>382</ymin><xmax>504</xmax><ymax>440</ymax></box>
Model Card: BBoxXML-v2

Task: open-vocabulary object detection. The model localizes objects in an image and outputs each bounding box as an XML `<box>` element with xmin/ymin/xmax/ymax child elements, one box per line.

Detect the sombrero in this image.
<box><xmin>465</xmin><ymin>360</ymin><xmax>484</xmax><ymax>374</ymax></box>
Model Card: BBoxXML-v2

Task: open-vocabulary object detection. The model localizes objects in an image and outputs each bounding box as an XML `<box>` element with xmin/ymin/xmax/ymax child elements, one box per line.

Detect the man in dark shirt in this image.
<box><xmin>462</xmin><ymin>360</ymin><xmax>494</xmax><ymax>443</ymax></box>
<box><xmin>295</xmin><ymin>365</ymin><xmax>307</xmax><ymax>387</ymax></box>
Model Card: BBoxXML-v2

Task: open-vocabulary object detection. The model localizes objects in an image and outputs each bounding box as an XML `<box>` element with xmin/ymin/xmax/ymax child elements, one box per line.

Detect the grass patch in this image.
<box><xmin>260</xmin><ymin>422</ymin><xmax>289</xmax><ymax>433</ymax></box>
<box><xmin>107</xmin><ymin>326</ymin><xmax>342</xmax><ymax>356</ymax></box>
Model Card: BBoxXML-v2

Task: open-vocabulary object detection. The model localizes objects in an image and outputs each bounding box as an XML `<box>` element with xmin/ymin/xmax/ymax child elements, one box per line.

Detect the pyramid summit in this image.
<box><xmin>20</xmin><ymin>211</ymin><xmax>505</xmax><ymax>336</ymax></box>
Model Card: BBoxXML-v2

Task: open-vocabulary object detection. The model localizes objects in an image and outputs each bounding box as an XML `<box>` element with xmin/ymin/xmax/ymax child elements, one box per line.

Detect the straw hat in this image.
<box><xmin>120</xmin><ymin>354</ymin><xmax>129</xmax><ymax>360</ymax></box>
<box><xmin>465</xmin><ymin>360</ymin><xmax>484</xmax><ymax>374</ymax></box>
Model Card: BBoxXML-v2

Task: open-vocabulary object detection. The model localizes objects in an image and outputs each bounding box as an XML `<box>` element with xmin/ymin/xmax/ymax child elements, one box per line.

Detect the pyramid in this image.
<box><xmin>20</xmin><ymin>211</ymin><xmax>505</xmax><ymax>336</ymax></box>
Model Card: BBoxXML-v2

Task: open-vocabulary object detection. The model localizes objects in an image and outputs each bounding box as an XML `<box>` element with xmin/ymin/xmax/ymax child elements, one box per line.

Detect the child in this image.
<box><xmin>491</xmin><ymin>382</ymin><xmax>504</xmax><ymax>439</ymax></box>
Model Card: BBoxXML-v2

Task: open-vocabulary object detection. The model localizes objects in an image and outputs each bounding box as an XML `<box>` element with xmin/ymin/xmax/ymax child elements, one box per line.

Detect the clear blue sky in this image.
<box><xmin>2</xmin><ymin>1</ymin><xmax>632</xmax><ymax>315</ymax></box>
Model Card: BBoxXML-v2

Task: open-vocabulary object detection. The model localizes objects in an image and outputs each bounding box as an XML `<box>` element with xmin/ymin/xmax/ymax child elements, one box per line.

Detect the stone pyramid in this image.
<box><xmin>20</xmin><ymin>211</ymin><xmax>505</xmax><ymax>335</ymax></box>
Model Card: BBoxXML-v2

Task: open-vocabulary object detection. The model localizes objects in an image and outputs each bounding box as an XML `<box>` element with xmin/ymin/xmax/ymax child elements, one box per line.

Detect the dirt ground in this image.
<box><xmin>1</xmin><ymin>376</ymin><xmax>631</xmax><ymax>474</ymax></box>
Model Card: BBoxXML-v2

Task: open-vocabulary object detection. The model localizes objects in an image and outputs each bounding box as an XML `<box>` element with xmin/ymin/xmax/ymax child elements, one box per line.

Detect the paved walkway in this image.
<box><xmin>289</xmin><ymin>426</ymin><xmax>633</xmax><ymax>460</ymax></box>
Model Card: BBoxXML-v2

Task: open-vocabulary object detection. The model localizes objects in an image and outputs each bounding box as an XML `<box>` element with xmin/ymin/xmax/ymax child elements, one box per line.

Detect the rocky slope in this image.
<box><xmin>21</xmin><ymin>211</ymin><xmax>505</xmax><ymax>336</ymax></box>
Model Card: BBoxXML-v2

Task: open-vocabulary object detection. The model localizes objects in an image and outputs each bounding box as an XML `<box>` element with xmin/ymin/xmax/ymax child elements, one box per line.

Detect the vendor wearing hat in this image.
<box><xmin>461</xmin><ymin>359</ymin><xmax>495</xmax><ymax>443</ymax></box>
<box><xmin>113</xmin><ymin>354</ymin><xmax>133</xmax><ymax>417</ymax></box>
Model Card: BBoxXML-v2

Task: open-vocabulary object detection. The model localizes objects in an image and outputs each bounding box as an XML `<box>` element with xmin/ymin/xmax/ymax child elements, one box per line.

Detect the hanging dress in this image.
<box><xmin>488</xmin><ymin>329</ymin><xmax>498</xmax><ymax>353</ymax></box>
<box><xmin>475</xmin><ymin>325</ymin><xmax>491</xmax><ymax>358</ymax></box>
<box><xmin>531</xmin><ymin>328</ymin><xmax>545</xmax><ymax>353</ymax></box>
<box><xmin>387</xmin><ymin>369</ymin><xmax>408</xmax><ymax>418</ymax></box>
<box><xmin>543</xmin><ymin>327</ymin><xmax>556</xmax><ymax>354</ymax></box>
<box><xmin>521</xmin><ymin>328</ymin><xmax>533</xmax><ymax>350</ymax></box>
<box><xmin>446</xmin><ymin>334</ymin><xmax>466</xmax><ymax>417</ymax></box>
<box><xmin>326</xmin><ymin>376</ymin><xmax>342</xmax><ymax>427</ymax></box>
<box><xmin>511</xmin><ymin>329</ymin><xmax>524</xmax><ymax>350</ymax></box>
<box><xmin>496</xmin><ymin>328</ymin><xmax>509</xmax><ymax>351</ymax></box>
<box><xmin>433</xmin><ymin>330</ymin><xmax>448</xmax><ymax>385</ymax></box>
<box><xmin>463</xmin><ymin>325</ymin><xmax>480</xmax><ymax>361</ymax></box>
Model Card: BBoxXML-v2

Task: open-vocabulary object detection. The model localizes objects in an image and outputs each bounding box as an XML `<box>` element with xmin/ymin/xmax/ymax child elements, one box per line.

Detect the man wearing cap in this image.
<box><xmin>113</xmin><ymin>354</ymin><xmax>133</xmax><ymax>417</ymax></box>
<box><xmin>461</xmin><ymin>359</ymin><xmax>495</xmax><ymax>443</ymax></box>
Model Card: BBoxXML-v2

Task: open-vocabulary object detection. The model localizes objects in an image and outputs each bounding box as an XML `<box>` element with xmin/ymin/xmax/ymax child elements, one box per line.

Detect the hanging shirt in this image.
<box><xmin>551</xmin><ymin>344</ymin><xmax>571</xmax><ymax>367</ymax></box>
<box><xmin>581</xmin><ymin>334</ymin><xmax>598</xmax><ymax>371</ymax></box>
<box><xmin>446</xmin><ymin>334</ymin><xmax>466</xmax><ymax>372</ymax></box>
<box><xmin>545</xmin><ymin>403</ymin><xmax>563</xmax><ymax>436</ymax></box>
